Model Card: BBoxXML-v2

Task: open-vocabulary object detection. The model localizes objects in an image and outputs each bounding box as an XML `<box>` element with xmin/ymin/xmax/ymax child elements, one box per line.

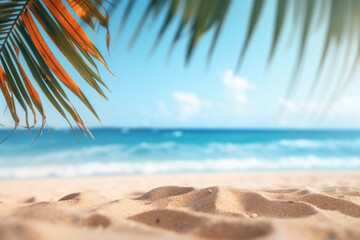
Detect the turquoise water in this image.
<box><xmin>0</xmin><ymin>128</ymin><xmax>360</xmax><ymax>178</ymax></box>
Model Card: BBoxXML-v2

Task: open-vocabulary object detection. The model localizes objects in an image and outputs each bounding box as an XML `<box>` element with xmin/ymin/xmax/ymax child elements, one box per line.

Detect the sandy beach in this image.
<box><xmin>0</xmin><ymin>172</ymin><xmax>360</xmax><ymax>239</ymax></box>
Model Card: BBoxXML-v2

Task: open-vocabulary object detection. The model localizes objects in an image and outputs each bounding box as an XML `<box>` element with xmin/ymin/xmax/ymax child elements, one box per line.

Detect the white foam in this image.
<box><xmin>173</xmin><ymin>131</ymin><xmax>183</xmax><ymax>137</ymax></box>
<box><xmin>2</xmin><ymin>137</ymin><xmax>360</xmax><ymax>179</ymax></box>
<box><xmin>1</xmin><ymin>156</ymin><xmax>360</xmax><ymax>179</ymax></box>
<box><xmin>277</xmin><ymin>138</ymin><xmax>360</xmax><ymax>149</ymax></box>
<box><xmin>2</xmin><ymin>138</ymin><xmax>360</xmax><ymax>165</ymax></box>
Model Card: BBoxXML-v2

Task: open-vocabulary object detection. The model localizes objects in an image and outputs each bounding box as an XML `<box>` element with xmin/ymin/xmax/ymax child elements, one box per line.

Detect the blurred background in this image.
<box><xmin>1</xmin><ymin>0</ymin><xmax>360</xmax><ymax>178</ymax></box>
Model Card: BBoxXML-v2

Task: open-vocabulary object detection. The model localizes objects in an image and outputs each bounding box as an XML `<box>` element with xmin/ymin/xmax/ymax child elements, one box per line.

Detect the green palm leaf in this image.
<box><xmin>118</xmin><ymin>0</ymin><xmax>232</xmax><ymax>65</ymax></box>
<box><xmin>0</xmin><ymin>0</ymin><xmax>111</xmax><ymax>138</ymax></box>
<box><xmin>114</xmin><ymin>0</ymin><xmax>360</xmax><ymax>117</ymax></box>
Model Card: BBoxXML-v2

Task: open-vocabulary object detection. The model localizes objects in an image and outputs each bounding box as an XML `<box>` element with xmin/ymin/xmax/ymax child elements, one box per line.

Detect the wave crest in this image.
<box><xmin>1</xmin><ymin>156</ymin><xmax>360</xmax><ymax>179</ymax></box>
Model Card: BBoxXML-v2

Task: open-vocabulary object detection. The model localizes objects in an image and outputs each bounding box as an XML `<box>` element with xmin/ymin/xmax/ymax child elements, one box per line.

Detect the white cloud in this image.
<box><xmin>275</xmin><ymin>98</ymin><xmax>321</xmax><ymax>127</ymax></box>
<box><xmin>330</xmin><ymin>96</ymin><xmax>360</xmax><ymax>117</ymax></box>
<box><xmin>278</xmin><ymin>97</ymin><xmax>319</xmax><ymax>114</ymax></box>
<box><xmin>157</xmin><ymin>101</ymin><xmax>168</xmax><ymax>115</ymax></box>
<box><xmin>278</xmin><ymin>97</ymin><xmax>298</xmax><ymax>112</ymax></box>
<box><xmin>222</xmin><ymin>70</ymin><xmax>254</xmax><ymax>110</ymax></box>
<box><xmin>276</xmin><ymin>96</ymin><xmax>360</xmax><ymax>126</ymax></box>
<box><xmin>173</xmin><ymin>92</ymin><xmax>210</xmax><ymax>120</ymax></box>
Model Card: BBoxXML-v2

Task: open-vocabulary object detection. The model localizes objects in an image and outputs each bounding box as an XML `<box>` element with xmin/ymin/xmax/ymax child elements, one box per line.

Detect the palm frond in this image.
<box><xmin>0</xmin><ymin>0</ymin><xmax>111</xmax><ymax>138</ymax></box>
<box><xmin>116</xmin><ymin>0</ymin><xmax>232</xmax><ymax>65</ymax></box>
<box><xmin>113</xmin><ymin>0</ymin><xmax>360</xmax><ymax>118</ymax></box>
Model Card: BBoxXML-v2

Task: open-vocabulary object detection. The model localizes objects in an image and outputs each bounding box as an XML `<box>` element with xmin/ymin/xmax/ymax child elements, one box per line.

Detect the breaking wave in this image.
<box><xmin>2</xmin><ymin>129</ymin><xmax>360</xmax><ymax>178</ymax></box>
<box><xmin>1</xmin><ymin>156</ymin><xmax>359</xmax><ymax>179</ymax></box>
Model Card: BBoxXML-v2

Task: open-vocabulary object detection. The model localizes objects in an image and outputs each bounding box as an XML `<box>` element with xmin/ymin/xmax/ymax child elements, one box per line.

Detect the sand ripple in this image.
<box><xmin>1</xmin><ymin>184</ymin><xmax>360</xmax><ymax>240</ymax></box>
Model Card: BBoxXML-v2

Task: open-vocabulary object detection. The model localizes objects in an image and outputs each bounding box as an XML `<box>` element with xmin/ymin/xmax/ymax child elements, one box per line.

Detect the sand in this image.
<box><xmin>0</xmin><ymin>172</ymin><xmax>360</xmax><ymax>240</ymax></box>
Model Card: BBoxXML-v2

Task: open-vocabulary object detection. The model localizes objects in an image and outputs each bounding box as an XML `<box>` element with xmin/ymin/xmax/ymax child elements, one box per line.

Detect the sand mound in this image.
<box><xmin>1</xmin><ymin>173</ymin><xmax>360</xmax><ymax>239</ymax></box>
<box><xmin>0</xmin><ymin>221</ymin><xmax>38</xmax><ymax>240</ymax></box>
<box><xmin>57</xmin><ymin>192</ymin><xmax>110</xmax><ymax>207</ymax></box>
<box><xmin>135</xmin><ymin>186</ymin><xmax>195</xmax><ymax>201</ymax></box>
<box><xmin>129</xmin><ymin>209</ymin><xmax>273</xmax><ymax>239</ymax></box>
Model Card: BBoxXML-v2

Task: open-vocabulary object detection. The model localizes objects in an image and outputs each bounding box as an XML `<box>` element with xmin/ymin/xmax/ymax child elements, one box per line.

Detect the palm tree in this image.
<box><xmin>0</xmin><ymin>0</ymin><xmax>358</xmax><ymax>137</ymax></box>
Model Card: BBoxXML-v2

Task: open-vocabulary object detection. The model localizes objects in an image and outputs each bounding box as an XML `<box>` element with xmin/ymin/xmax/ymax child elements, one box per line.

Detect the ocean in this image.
<box><xmin>0</xmin><ymin>128</ymin><xmax>360</xmax><ymax>179</ymax></box>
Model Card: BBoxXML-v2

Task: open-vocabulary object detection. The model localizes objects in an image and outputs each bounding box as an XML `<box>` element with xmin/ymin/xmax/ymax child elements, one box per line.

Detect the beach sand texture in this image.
<box><xmin>0</xmin><ymin>172</ymin><xmax>360</xmax><ymax>240</ymax></box>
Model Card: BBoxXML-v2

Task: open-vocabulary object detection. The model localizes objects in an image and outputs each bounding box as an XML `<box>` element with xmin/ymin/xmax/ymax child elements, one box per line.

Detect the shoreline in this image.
<box><xmin>1</xmin><ymin>172</ymin><xmax>360</xmax><ymax>199</ymax></box>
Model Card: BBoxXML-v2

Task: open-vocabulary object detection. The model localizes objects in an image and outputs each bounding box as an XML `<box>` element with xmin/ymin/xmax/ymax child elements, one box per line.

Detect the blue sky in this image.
<box><xmin>2</xmin><ymin>0</ymin><xmax>360</xmax><ymax>129</ymax></box>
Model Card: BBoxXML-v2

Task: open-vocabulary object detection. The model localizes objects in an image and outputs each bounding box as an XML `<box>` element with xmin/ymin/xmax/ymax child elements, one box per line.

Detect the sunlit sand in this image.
<box><xmin>1</xmin><ymin>172</ymin><xmax>359</xmax><ymax>239</ymax></box>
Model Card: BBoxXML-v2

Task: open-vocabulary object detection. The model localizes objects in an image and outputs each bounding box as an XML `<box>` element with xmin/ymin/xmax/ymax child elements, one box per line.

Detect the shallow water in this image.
<box><xmin>1</xmin><ymin>128</ymin><xmax>360</xmax><ymax>178</ymax></box>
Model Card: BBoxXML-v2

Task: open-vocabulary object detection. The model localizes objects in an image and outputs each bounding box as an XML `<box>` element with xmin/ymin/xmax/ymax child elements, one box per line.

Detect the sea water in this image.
<box><xmin>0</xmin><ymin>128</ymin><xmax>360</xmax><ymax>178</ymax></box>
